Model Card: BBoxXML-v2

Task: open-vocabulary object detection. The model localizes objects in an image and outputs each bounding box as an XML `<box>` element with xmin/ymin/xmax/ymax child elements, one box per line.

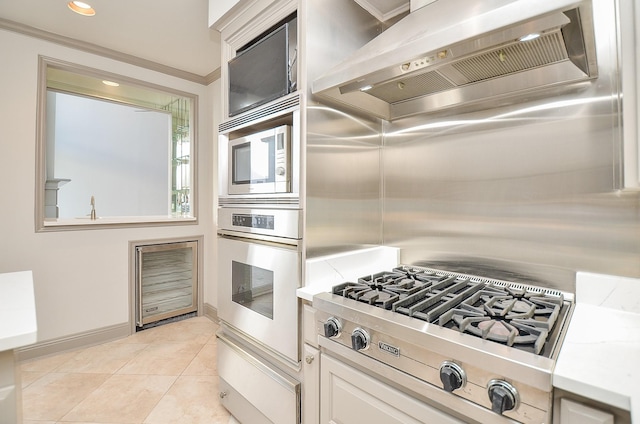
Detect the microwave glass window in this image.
<box><xmin>232</xmin><ymin>136</ymin><xmax>276</xmax><ymax>185</ymax></box>
<box><xmin>231</xmin><ymin>261</ymin><xmax>274</xmax><ymax>319</ymax></box>
<box><xmin>233</xmin><ymin>142</ymin><xmax>252</xmax><ymax>183</ymax></box>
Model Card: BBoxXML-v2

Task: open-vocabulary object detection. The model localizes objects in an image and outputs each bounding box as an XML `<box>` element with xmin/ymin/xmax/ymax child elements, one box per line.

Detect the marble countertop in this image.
<box><xmin>0</xmin><ymin>270</ymin><xmax>38</xmax><ymax>351</ymax></box>
<box><xmin>297</xmin><ymin>246</ymin><xmax>400</xmax><ymax>301</ymax></box>
<box><xmin>554</xmin><ymin>271</ymin><xmax>640</xmax><ymax>422</ymax></box>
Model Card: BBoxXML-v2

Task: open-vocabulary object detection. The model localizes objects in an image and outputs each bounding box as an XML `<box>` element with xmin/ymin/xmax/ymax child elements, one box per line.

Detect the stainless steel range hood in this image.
<box><xmin>312</xmin><ymin>0</ymin><xmax>597</xmax><ymax>121</ymax></box>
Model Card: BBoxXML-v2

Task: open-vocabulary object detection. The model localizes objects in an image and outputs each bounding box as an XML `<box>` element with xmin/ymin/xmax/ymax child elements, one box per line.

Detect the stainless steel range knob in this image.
<box><xmin>487</xmin><ymin>379</ymin><xmax>519</xmax><ymax>415</ymax></box>
<box><xmin>351</xmin><ymin>327</ymin><xmax>370</xmax><ymax>351</ymax></box>
<box><xmin>439</xmin><ymin>361</ymin><xmax>466</xmax><ymax>392</ymax></box>
<box><xmin>323</xmin><ymin>317</ymin><xmax>342</xmax><ymax>338</ymax></box>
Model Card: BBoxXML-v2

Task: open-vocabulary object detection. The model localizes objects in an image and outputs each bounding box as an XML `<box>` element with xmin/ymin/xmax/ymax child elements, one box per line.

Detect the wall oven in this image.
<box><xmin>216</xmin><ymin>208</ymin><xmax>302</xmax><ymax>424</ymax></box>
<box><xmin>217</xmin><ymin>226</ymin><xmax>301</xmax><ymax>363</ymax></box>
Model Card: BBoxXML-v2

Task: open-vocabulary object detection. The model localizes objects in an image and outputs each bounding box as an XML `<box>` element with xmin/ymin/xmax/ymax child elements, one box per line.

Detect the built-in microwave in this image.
<box><xmin>228</xmin><ymin>124</ymin><xmax>291</xmax><ymax>195</ymax></box>
<box><xmin>228</xmin><ymin>15</ymin><xmax>297</xmax><ymax>117</ymax></box>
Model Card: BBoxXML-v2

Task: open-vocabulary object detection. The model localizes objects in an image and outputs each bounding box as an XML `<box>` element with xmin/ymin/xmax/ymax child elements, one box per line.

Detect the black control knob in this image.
<box><xmin>439</xmin><ymin>361</ymin><xmax>466</xmax><ymax>392</ymax></box>
<box><xmin>323</xmin><ymin>317</ymin><xmax>342</xmax><ymax>338</ymax></box>
<box><xmin>487</xmin><ymin>380</ymin><xmax>519</xmax><ymax>415</ymax></box>
<box><xmin>351</xmin><ymin>327</ymin><xmax>370</xmax><ymax>351</ymax></box>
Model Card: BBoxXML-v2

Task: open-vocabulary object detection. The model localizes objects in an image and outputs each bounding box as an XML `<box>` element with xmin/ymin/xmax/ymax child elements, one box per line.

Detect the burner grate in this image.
<box><xmin>332</xmin><ymin>266</ymin><xmax>569</xmax><ymax>356</ymax></box>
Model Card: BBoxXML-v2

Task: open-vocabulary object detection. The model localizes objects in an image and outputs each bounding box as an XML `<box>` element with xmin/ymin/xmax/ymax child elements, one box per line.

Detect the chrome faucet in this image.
<box><xmin>90</xmin><ymin>195</ymin><xmax>96</xmax><ymax>220</ymax></box>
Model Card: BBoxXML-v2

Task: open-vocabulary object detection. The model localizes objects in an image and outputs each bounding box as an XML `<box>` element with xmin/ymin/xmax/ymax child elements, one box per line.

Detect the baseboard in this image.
<box><xmin>14</xmin><ymin>322</ymin><xmax>131</xmax><ymax>362</ymax></box>
<box><xmin>203</xmin><ymin>302</ymin><xmax>219</xmax><ymax>323</ymax></box>
<box><xmin>16</xmin><ymin>305</ymin><xmax>218</xmax><ymax>362</ymax></box>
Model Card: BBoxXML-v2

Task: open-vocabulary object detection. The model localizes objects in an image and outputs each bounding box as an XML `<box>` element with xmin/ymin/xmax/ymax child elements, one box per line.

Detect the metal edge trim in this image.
<box><xmin>219</xmin><ymin>93</ymin><xmax>301</xmax><ymax>133</ymax></box>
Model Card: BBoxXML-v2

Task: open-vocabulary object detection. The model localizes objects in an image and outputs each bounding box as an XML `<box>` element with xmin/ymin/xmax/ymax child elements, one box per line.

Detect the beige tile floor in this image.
<box><xmin>19</xmin><ymin>316</ymin><xmax>234</xmax><ymax>424</ymax></box>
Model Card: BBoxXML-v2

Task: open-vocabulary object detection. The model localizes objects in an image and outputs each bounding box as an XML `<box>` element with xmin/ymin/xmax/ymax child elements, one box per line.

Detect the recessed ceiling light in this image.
<box><xmin>102</xmin><ymin>80</ymin><xmax>120</xmax><ymax>87</ymax></box>
<box><xmin>67</xmin><ymin>1</ymin><xmax>96</xmax><ymax>16</ymax></box>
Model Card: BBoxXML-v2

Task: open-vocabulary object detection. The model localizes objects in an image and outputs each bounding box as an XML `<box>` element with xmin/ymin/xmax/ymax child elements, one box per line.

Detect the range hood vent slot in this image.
<box><xmin>312</xmin><ymin>0</ymin><xmax>597</xmax><ymax>121</ymax></box>
<box><xmin>452</xmin><ymin>32</ymin><xmax>569</xmax><ymax>83</ymax></box>
<box><xmin>367</xmin><ymin>71</ymin><xmax>454</xmax><ymax>103</ymax></box>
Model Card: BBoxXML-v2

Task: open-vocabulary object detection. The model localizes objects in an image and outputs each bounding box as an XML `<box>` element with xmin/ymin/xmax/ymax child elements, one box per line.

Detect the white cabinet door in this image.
<box><xmin>303</xmin><ymin>344</ymin><xmax>320</xmax><ymax>424</ymax></box>
<box><xmin>560</xmin><ymin>399</ymin><xmax>614</xmax><ymax>424</ymax></box>
<box><xmin>0</xmin><ymin>351</ymin><xmax>19</xmax><ymax>424</ymax></box>
<box><xmin>320</xmin><ymin>354</ymin><xmax>464</xmax><ymax>424</ymax></box>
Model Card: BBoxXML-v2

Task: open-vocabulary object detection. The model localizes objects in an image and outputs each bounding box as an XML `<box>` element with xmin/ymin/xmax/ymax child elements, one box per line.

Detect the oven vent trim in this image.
<box><xmin>412</xmin><ymin>266</ymin><xmax>569</xmax><ymax>300</ymax></box>
<box><xmin>218</xmin><ymin>196</ymin><xmax>300</xmax><ymax>206</ymax></box>
<box><xmin>219</xmin><ymin>93</ymin><xmax>300</xmax><ymax>133</ymax></box>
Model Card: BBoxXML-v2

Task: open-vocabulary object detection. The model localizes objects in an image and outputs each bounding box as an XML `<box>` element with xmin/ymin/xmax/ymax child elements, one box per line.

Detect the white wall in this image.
<box><xmin>0</xmin><ymin>28</ymin><xmax>217</xmax><ymax>345</ymax></box>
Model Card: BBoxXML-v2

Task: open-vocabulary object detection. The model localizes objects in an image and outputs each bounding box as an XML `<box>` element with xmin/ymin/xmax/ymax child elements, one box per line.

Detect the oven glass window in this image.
<box><xmin>231</xmin><ymin>261</ymin><xmax>274</xmax><ymax>319</ymax></box>
<box><xmin>232</xmin><ymin>135</ymin><xmax>275</xmax><ymax>185</ymax></box>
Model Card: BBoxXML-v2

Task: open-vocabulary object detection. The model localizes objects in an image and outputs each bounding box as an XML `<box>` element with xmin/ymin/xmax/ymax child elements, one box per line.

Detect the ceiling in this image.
<box><xmin>0</xmin><ymin>0</ymin><xmax>222</xmax><ymax>79</ymax></box>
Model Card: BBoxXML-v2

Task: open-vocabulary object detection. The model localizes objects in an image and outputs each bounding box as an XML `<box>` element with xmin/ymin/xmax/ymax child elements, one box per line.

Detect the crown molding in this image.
<box><xmin>0</xmin><ymin>17</ymin><xmax>221</xmax><ymax>86</ymax></box>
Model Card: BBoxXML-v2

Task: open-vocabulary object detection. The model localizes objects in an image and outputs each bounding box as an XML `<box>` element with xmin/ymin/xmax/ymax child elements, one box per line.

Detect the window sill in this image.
<box><xmin>40</xmin><ymin>215</ymin><xmax>197</xmax><ymax>231</ymax></box>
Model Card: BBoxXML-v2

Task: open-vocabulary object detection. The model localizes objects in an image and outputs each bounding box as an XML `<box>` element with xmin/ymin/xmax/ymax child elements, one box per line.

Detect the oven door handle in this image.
<box><xmin>217</xmin><ymin>232</ymin><xmax>300</xmax><ymax>250</ymax></box>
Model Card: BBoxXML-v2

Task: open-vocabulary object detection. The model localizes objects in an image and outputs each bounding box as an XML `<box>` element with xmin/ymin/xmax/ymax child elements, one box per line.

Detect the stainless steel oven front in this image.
<box><xmin>218</xmin><ymin>95</ymin><xmax>301</xmax><ymax>204</ymax></box>
<box><xmin>228</xmin><ymin>124</ymin><xmax>291</xmax><ymax>195</ymax></box>
<box><xmin>217</xmin><ymin>235</ymin><xmax>300</xmax><ymax>363</ymax></box>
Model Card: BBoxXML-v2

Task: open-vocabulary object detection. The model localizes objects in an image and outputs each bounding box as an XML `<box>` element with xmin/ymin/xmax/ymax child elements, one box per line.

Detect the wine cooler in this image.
<box><xmin>135</xmin><ymin>240</ymin><xmax>198</xmax><ymax>328</ymax></box>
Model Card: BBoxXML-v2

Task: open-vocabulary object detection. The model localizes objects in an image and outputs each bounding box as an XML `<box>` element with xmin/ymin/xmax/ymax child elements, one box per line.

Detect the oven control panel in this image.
<box><xmin>232</xmin><ymin>213</ymin><xmax>274</xmax><ymax>230</ymax></box>
<box><xmin>218</xmin><ymin>207</ymin><xmax>302</xmax><ymax>240</ymax></box>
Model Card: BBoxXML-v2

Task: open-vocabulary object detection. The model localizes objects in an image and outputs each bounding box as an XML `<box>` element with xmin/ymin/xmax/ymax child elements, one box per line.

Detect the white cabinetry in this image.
<box><xmin>303</xmin><ymin>344</ymin><xmax>320</xmax><ymax>424</ymax></box>
<box><xmin>560</xmin><ymin>399</ymin><xmax>614</xmax><ymax>424</ymax></box>
<box><xmin>0</xmin><ymin>351</ymin><xmax>19</xmax><ymax>424</ymax></box>
<box><xmin>320</xmin><ymin>354</ymin><xmax>464</xmax><ymax>424</ymax></box>
<box><xmin>302</xmin><ymin>304</ymin><xmax>320</xmax><ymax>424</ymax></box>
<box><xmin>0</xmin><ymin>271</ymin><xmax>37</xmax><ymax>424</ymax></box>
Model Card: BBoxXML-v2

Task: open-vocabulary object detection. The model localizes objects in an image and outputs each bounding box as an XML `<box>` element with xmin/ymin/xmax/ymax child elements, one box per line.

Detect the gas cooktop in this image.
<box><xmin>313</xmin><ymin>265</ymin><xmax>576</xmax><ymax>423</ymax></box>
<box><xmin>331</xmin><ymin>266</ymin><xmax>569</xmax><ymax>357</ymax></box>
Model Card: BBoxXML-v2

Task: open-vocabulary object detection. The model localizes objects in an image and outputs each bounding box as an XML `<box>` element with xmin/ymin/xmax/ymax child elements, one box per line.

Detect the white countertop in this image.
<box><xmin>297</xmin><ymin>246</ymin><xmax>400</xmax><ymax>301</ymax></box>
<box><xmin>554</xmin><ymin>272</ymin><xmax>640</xmax><ymax>422</ymax></box>
<box><xmin>0</xmin><ymin>271</ymin><xmax>38</xmax><ymax>351</ymax></box>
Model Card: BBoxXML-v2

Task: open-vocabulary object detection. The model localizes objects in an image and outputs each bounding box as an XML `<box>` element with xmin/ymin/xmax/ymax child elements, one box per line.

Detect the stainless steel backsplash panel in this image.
<box><xmin>304</xmin><ymin>0</ymin><xmax>638</xmax><ymax>292</ymax></box>
<box><xmin>381</xmin><ymin>0</ymin><xmax>639</xmax><ymax>291</ymax></box>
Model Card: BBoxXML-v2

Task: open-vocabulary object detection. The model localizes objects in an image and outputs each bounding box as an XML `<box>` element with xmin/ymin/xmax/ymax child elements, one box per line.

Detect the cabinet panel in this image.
<box><xmin>218</xmin><ymin>335</ymin><xmax>300</xmax><ymax>424</ymax></box>
<box><xmin>560</xmin><ymin>399</ymin><xmax>614</xmax><ymax>424</ymax></box>
<box><xmin>0</xmin><ymin>350</ymin><xmax>19</xmax><ymax>424</ymax></box>
<box><xmin>320</xmin><ymin>354</ymin><xmax>463</xmax><ymax>424</ymax></box>
<box><xmin>303</xmin><ymin>344</ymin><xmax>320</xmax><ymax>424</ymax></box>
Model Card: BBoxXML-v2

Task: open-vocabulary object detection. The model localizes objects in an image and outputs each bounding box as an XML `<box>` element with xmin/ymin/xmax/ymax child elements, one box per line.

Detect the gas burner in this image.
<box><xmin>332</xmin><ymin>269</ymin><xmax>436</xmax><ymax>309</ymax></box>
<box><xmin>331</xmin><ymin>266</ymin><xmax>569</xmax><ymax>357</ymax></box>
<box><xmin>434</xmin><ymin>286</ymin><xmax>564</xmax><ymax>354</ymax></box>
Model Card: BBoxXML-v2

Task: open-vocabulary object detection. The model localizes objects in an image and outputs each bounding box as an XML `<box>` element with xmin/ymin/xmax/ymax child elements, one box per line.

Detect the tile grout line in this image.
<box><xmin>20</xmin><ymin>318</ymin><xmax>226</xmax><ymax>424</ymax></box>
